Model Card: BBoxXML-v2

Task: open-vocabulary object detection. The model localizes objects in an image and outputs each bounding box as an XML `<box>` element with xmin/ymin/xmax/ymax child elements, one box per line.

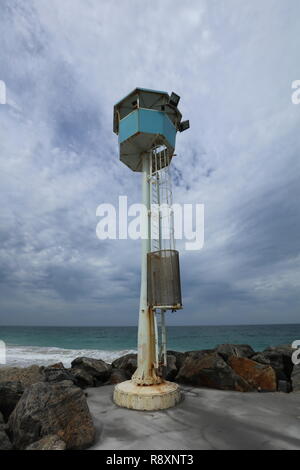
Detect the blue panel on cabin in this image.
<box><xmin>119</xmin><ymin>111</ymin><xmax>139</xmax><ymax>144</ymax></box>
<box><xmin>163</xmin><ymin>113</ymin><xmax>176</xmax><ymax>148</ymax></box>
<box><xmin>139</xmin><ymin>108</ymin><xmax>164</xmax><ymax>135</ymax></box>
<box><xmin>119</xmin><ymin>109</ymin><xmax>176</xmax><ymax>149</ymax></box>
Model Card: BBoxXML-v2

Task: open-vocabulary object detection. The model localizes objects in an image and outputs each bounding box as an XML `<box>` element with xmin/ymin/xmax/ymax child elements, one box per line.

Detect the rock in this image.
<box><xmin>291</xmin><ymin>365</ymin><xmax>300</xmax><ymax>392</ymax></box>
<box><xmin>112</xmin><ymin>354</ymin><xmax>137</xmax><ymax>376</ymax></box>
<box><xmin>265</xmin><ymin>344</ymin><xmax>294</xmax><ymax>356</ymax></box>
<box><xmin>278</xmin><ymin>380</ymin><xmax>291</xmax><ymax>393</ymax></box>
<box><xmin>109</xmin><ymin>368</ymin><xmax>129</xmax><ymax>385</ymax></box>
<box><xmin>0</xmin><ymin>365</ymin><xmax>45</xmax><ymax>387</ymax></box>
<box><xmin>176</xmin><ymin>351</ymin><xmax>253</xmax><ymax>392</ymax></box>
<box><xmin>183</xmin><ymin>350</ymin><xmax>217</xmax><ymax>365</ymax></box>
<box><xmin>68</xmin><ymin>368</ymin><xmax>95</xmax><ymax>388</ymax></box>
<box><xmin>167</xmin><ymin>350</ymin><xmax>186</xmax><ymax>370</ymax></box>
<box><xmin>26</xmin><ymin>435</ymin><xmax>66</xmax><ymax>450</ymax></box>
<box><xmin>0</xmin><ymin>381</ymin><xmax>24</xmax><ymax>421</ymax></box>
<box><xmin>0</xmin><ymin>428</ymin><xmax>12</xmax><ymax>450</ymax></box>
<box><xmin>71</xmin><ymin>357</ymin><xmax>111</xmax><ymax>385</ymax></box>
<box><xmin>185</xmin><ymin>349</ymin><xmax>215</xmax><ymax>358</ymax></box>
<box><xmin>44</xmin><ymin>366</ymin><xmax>76</xmax><ymax>384</ymax></box>
<box><xmin>0</xmin><ymin>412</ymin><xmax>12</xmax><ymax>450</ymax></box>
<box><xmin>228</xmin><ymin>356</ymin><xmax>277</xmax><ymax>392</ymax></box>
<box><xmin>165</xmin><ymin>355</ymin><xmax>178</xmax><ymax>381</ymax></box>
<box><xmin>8</xmin><ymin>381</ymin><xmax>96</xmax><ymax>450</ymax></box>
<box><xmin>216</xmin><ymin>344</ymin><xmax>255</xmax><ymax>361</ymax></box>
<box><xmin>48</xmin><ymin>362</ymin><xmax>65</xmax><ymax>369</ymax></box>
<box><xmin>252</xmin><ymin>348</ymin><xmax>293</xmax><ymax>381</ymax></box>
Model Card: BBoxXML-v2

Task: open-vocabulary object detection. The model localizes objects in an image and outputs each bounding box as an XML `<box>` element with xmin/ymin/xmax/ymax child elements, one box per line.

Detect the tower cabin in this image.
<box><xmin>113</xmin><ymin>88</ymin><xmax>183</xmax><ymax>172</ymax></box>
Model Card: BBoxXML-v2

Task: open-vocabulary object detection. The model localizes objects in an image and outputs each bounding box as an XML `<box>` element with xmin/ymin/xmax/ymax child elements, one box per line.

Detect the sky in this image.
<box><xmin>0</xmin><ymin>0</ymin><xmax>299</xmax><ymax>326</ymax></box>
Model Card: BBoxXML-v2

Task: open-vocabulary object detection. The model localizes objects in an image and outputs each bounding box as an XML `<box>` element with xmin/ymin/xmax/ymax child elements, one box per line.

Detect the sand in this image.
<box><xmin>87</xmin><ymin>385</ymin><xmax>300</xmax><ymax>450</ymax></box>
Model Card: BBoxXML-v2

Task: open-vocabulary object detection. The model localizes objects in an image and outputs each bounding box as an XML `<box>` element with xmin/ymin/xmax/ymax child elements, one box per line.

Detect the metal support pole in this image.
<box><xmin>154</xmin><ymin>310</ymin><xmax>159</xmax><ymax>369</ymax></box>
<box><xmin>132</xmin><ymin>151</ymin><xmax>161</xmax><ymax>385</ymax></box>
<box><xmin>161</xmin><ymin>309</ymin><xmax>167</xmax><ymax>376</ymax></box>
<box><xmin>157</xmin><ymin>173</ymin><xmax>162</xmax><ymax>251</ymax></box>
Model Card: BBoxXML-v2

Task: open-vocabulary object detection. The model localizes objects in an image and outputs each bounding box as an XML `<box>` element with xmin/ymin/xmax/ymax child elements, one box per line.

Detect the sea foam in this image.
<box><xmin>5</xmin><ymin>345</ymin><xmax>137</xmax><ymax>368</ymax></box>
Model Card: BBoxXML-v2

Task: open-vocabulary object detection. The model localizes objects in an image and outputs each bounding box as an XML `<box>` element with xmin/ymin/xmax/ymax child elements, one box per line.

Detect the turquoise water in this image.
<box><xmin>1</xmin><ymin>324</ymin><xmax>300</xmax><ymax>367</ymax></box>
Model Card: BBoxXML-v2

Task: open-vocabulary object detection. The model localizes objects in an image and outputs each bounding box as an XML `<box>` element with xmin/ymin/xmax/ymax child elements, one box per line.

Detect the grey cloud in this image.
<box><xmin>0</xmin><ymin>0</ymin><xmax>299</xmax><ymax>326</ymax></box>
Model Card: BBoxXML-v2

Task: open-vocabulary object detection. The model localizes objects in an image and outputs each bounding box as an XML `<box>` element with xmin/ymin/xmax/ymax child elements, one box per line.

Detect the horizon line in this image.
<box><xmin>1</xmin><ymin>322</ymin><xmax>300</xmax><ymax>328</ymax></box>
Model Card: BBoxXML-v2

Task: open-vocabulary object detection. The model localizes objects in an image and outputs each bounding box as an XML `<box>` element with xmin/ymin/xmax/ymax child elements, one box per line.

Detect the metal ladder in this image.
<box><xmin>149</xmin><ymin>145</ymin><xmax>175</xmax><ymax>377</ymax></box>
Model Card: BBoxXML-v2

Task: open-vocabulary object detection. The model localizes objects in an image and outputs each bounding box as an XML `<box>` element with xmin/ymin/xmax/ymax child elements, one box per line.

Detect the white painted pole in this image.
<box><xmin>154</xmin><ymin>310</ymin><xmax>159</xmax><ymax>368</ymax></box>
<box><xmin>154</xmin><ymin>169</ymin><xmax>161</xmax><ymax>369</ymax></box>
<box><xmin>157</xmin><ymin>173</ymin><xmax>162</xmax><ymax>251</ymax></box>
<box><xmin>132</xmin><ymin>151</ymin><xmax>161</xmax><ymax>385</ymax></box>
<box><xmin>161</xmin><ymin>309</ymin><xmax>167</xmax><ymax>369</ymax></box>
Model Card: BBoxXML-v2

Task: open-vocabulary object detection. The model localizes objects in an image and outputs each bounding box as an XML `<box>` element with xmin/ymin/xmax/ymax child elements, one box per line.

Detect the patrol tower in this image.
<box><xmin>113</xmin><ymin>88</ymin><xmax>189</xmax><ymax>410</ymax></box>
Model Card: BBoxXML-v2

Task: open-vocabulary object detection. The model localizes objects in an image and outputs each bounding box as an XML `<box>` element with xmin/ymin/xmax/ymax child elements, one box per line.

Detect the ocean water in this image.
<box><xmin>1</xmin><ymin>324</ymin><xmax>300</xmax><ymax>368</ymax></box>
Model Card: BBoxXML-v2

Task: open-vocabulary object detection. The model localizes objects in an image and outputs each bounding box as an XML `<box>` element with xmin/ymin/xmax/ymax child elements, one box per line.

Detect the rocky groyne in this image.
<box><xmin>0</xmin><ymin>343</ymin><xmax>299</xmax><ymax>450</ymax></box>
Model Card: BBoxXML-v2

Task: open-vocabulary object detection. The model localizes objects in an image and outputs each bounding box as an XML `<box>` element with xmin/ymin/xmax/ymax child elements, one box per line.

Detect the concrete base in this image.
<box><xmin>113</xmin><ymin>380</ymin><xmax>181</xmax><ymax>411</ymax></box>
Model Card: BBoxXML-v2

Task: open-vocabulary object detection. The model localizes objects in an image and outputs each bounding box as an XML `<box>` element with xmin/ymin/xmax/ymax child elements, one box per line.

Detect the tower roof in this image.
<box><xmin>113</xmin><ymin>88</ymin><xmax>182</xmax><ymax>134</ymax></box>
<box><xmin>114</xmin><ymin>87</ymin><xmax>169</xmax><ymax>108</ymax></box>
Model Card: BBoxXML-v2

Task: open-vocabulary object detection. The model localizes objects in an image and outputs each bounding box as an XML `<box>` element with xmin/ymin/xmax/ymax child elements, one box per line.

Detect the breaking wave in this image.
<box><xmin>4</xmin><ymin>344</ymin><xmax>137</xmax><ymax>368</ymax></box>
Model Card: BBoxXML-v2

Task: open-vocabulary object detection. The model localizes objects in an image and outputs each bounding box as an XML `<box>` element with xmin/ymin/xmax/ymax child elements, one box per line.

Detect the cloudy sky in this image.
<box><xmin>0</xmin><ymin>0</ymin><xmax>299</xmax><ymax>326</ymax></box>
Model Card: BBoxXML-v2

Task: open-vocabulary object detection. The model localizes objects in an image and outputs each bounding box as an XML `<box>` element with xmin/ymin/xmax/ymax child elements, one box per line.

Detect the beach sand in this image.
<box><xmin>87</xmin><ymin>385</ymin><xmax>300</xmax><ymax>450</ymax></box>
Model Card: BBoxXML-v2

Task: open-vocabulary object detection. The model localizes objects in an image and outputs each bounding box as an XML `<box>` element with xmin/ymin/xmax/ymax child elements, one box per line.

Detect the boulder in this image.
<box><xmin>185</xmin><ymin>349</ymin><xmax>215</xmax><ymax>358</ymax></box>
<box><xmin>109</xmin><ymin>368</ymin><xmax>129</xmax><ymax>385</ymax></box>
<box><xmin>48</xmin><ymin>363</ymin><xmax>65</xmax><ymax>369</ymax></box>
<box><xmin>44</xmin><ymin>366</ymin><xmax>76</xmax><ymax>385</ymax></box>
<box><xmin>176</xmin><ymin>351</ymin><xmax>253</xmax><ymax>391</ymax></box>
<box><xmin>165</xmin><ymin>355</ymin><xmax>178</xmax><ymax>381</ymax></box>
<box><xmin>71</xmin><ymin>357</ymin><xmax>111</xmax><ymax>385</ymax></box>
<box><xmin>265</xmin><ymin>344</ymin><xmax>294</xmax><ymax>356</ymax></box>
<box><xmin>8</xmin><ymin>381</ymin><xmax>95</xmax><ymax>450</ymax></box>
<box><xmin>0</xmin><ymin>412</ymin><xmax>12</xmax><ymax>450</ymax></box>
<box><xmin>278</xmin><ymin>380</ymin><xmax>291</xmax><ymax>393</ymax></box>
<box><xmin>252</xmin><ymin>347</ymin><xmax>293</xmax><ymax>381</ymax></box>
<box><xmin>0</xmin><ymin>365</ymin><xmax>45</xmax><ymax>387</ymax></box>
<box><xmin>291</xmin><ymin>365</ymin><xmax>300</xmax><ymax>392</ymax></box>
<box><xmin>26</xmin><ymin>434</ymin><xmax>66</xmax><ymax>450</ymax></box>
<box><xmin>167</xmin><ymin>350</ymin><xmax>186</xmax><ymax>370</ymax></box>
<box><xmin>0</xmin><ymin>381</ymin><xmax>24</xmax><ymax>421</ymax></box>
<box><xmin>216</xmin><ymin>344</ymin><xmax>255</xmax><ymax>361</ymax></box>
<box><xmin>112</xmin><ymin>353</ymin><xmax>137</xmax><ymax>376</ymax></box>
<box><xmin>68</xmin><ymin>368</ymin><xmax>95</xmax><ymax>388</ymax></box>
<box><xmin>228</xmin><ymin>356</ymin><xmax>277</xmax><ymax>392</ymax></box>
